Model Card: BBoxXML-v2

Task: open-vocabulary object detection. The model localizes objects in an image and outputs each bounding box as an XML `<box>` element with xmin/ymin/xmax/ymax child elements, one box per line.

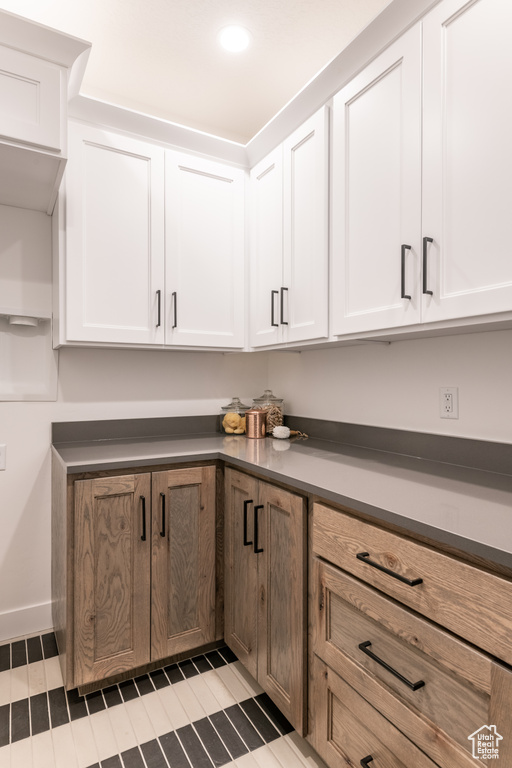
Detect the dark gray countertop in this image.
<box><xmin>52</xmin><ymin>432</ymin><xmax>512</xmax><ymax>569</ymax></box>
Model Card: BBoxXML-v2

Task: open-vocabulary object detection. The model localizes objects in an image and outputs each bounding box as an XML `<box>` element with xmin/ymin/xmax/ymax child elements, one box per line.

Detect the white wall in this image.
<box><xmin>268</xmin><ymin>330</ymin><xmax>512</xmax><ymax>443</ymax></box>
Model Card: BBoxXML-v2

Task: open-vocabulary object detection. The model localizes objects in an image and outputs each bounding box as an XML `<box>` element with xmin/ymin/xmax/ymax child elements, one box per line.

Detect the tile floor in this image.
<box><xmin>0</xmin><ymin>631</ymin><xmax>327</xmax><ymax>768</ymax></box>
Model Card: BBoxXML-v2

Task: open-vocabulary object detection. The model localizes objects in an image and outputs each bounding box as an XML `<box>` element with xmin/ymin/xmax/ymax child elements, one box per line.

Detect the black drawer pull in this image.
<box><xmin>156</xmin><ymin>290</ymin><xmax>162</xmax><ymax>327</ymax></box>
<box><xmin>356</xmin><ymin>551</ymin><xmax>423</xmax><ymax>586</ymax></box>
<box><xmin>254</xmin><ymin>504</ymin><xmax>264</xmax><ymax>554</ymax></box>
<box><xmin>140</xmin><ymin>495</ymin><xmax>147</xmax><ymax>542</ymax></box>
<box><xmin>172</xmin><ymin>291</ymin><xmax>178</xmax><ymax>328</ymax></box>
<box><xmin>243</xmin><ymin>500</ymin><xmax>253</xmax><ymax>546</ymax></box>
<box><xmin>271</xmin><ymin>290</ymin><xmax>279</xmax><ymax>327</ymax></box>
<box><xmin>280</xmin><ymin>286</ymin><xmax>288</xmax><ymax>325</ymax></box>
<box><xmin>160</xmin><ymin>492</ymin><xmax>166</xmax><ymax>538</ymax></box>
<box><xmin>401</xmin><ymin>243</ymin><xmax>412</xmax><ymax>300</ymax></box>
<box><xmin>360</xmin><ymin>758</ymin><xmax>373</xmax><ymax>767</ymax></box>
<box><xmin>422</xmin><ymin>236</ymin><xmax>434</xmax><ymax>295</ymax></box>
<box><xmin>359</xmin><ymin>641</ymin><xmax>425</xmax><ymax>691</ymax></box>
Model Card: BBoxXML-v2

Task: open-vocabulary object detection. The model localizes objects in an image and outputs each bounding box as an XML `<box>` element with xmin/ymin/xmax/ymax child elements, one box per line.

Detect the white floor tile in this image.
<box><xmin>0</xmin><ymin>670</ymin><xmax>10</xmax><ymax>706</ymax></box>
<box><xmin>50</xmin><ymin>723</ymin><xmax>79</xmax><ymax>768</ymax></box>
<box><xmin>268</xmin><ymin>735</ymin><xmax>306</xmax><ymax>767</ymax></box>
<box><xmin>42</xmin><ymin>657</ymin><xmax>63</xmax><ymax>691</ymax></box>
<box><xmin>10</xmin><ymin>737</ymin><xmax>33</xmax><ymax>768</ymax></box>
<box><xmin>0</xmin><ymin>743</ymin><xmax>11</xmax><ymax>768</ymax></box>
<box><xmin>199</xmin><ymin>669</ymin><xmax>238</xmax><ymax>710</ymax></box>
<box><xmin>172</xmin><ymin>679</ymin><xmax>208</xmax><ymax>723</ymax></box>
<box><xmin>230</xmin><ymin>662</ymin><xmax>265</xmax><ymax>698</ymax></box>
<box><xmin>185</xmin><ymin>673</ymin><xmax>226</xmax><ymax>716</ymax></box>
<box><xmin>250</xmin><ymin>743</ymin><xmax>285</xmax><ymax>768</ymax></box>
<box><xmin>31</xmin><ymin>730</ymin><xmax>56</xmax><ymax>768</ymax></box>
<box><xmin>89</xmin><ymin>708</ymin><xmax>119</xmax><ymax>761</ymax></box>
<box><xmin>156</xmin><ymin>684</ymin><xmax>192</xmax><ymax>731</ymax></box>
<box><xmin>27</xmin><ymin>661</ymin><xmax>47</xmax><ymax>698</ymax></box>
<box><xmin>70</xmin><ymin>716</ymin><xmax>100</xmax><ymax>768</ymax></box>
<box><xmin>124</xmin><ymin>696</ymin><xmax>157</xmax><ymax>744</ymax></box>
<box><xmin>284</xmin><ymin>732</ymin><xmax>329</xmax><ymax>768</ymax></box>
<box><xmin>139</xmin><ymin>690</ymin><xmax>173</xmax><ymax>736</ymax></box>
<box><xmin>234</xmin><ymin>751</ymin><xmax>261</xmax><ymax>768</ymax></box>
<box><xmin>105</xmin><ymin>701</ymin><xmax>139</xmax><ymax>754</ymax></box>
<box><xmin>9</xmin><ymin>666</ymin><xmax>29</xmax><ymax>703</ymax></box>
<box><xmin>215</xmin><ymin>664</ymin><xmax>253</xmax><ymax>703</ymax></box>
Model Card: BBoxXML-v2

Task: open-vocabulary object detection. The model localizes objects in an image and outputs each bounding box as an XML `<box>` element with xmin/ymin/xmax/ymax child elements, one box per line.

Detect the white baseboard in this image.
<box><xmin>0</xmin><ymin>601</ymin><xmax>53</xmax><ymax>643</ymax></box>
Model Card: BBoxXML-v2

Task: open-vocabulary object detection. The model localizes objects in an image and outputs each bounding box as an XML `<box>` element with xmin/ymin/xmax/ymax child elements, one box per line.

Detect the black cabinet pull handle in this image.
<box><xmin>280</xmin><ymin>286</ymin><xmax>288</xmax><ymax>325</ymax></box>
<box><xmin>243</xmin><ymin>500</ymin><xmax>253</xmax><ymax>546</ymax></box>
<box><xmin>401</xmin><ymin>244</ymin><xmax>412</xmax><ymax>300</ymax></box>
<box><xmin>271</xmin><ymin>290</ymin><xmax>279</xmax><ymax>327</ymax></box>
<box><xmin>358</xmin><ymin>641</ymin><xmax>425</xmax><ymax>691</ymax></box>
<box><xmin>140</xmin><ymin>495</ymin><xmax>147</xmax><ymax>541</ymax></box>
<box><xmin>156</xmin><ymin>290</ymin><xmax>162</xmax><ymax>327</ymax></box>
<box><xmin>172</xmin><ymin>291</ymin><xmax>177</xmax><ymax>328</ymax></box>
<box><xmin>254</xmin><ymin>504</ymin><xmax>264</xmax><ymax>554</ymax></box>
<box><xmin>423</xmin><ymin>236</ymin><xmax>434</xmax><ymax>296</ymax></box>
<box><xmin>160</xmin><ymin>492</ymin><xmax>166</xmax><ymax>538</ymax></box>
<box><xmin>360</xmin><ymin>757</ymin><xmax>374</xmax><ymax>767</ymax></box>
<box><xmin>356</xmin><ymin>552</ymin><xmax>423</xmax><ymax>586</ymax></box>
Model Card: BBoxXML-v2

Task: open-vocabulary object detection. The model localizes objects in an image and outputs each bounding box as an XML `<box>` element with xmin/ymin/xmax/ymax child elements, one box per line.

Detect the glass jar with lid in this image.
<box><xmin>220</xmin><ymin>397</ymin><xmax>250</xmax><ymax>434</ymax></box>
<box><xmin>252</xmin><ymin>389</ymin><xmax>284</xmax><ymax>433</ymax></box>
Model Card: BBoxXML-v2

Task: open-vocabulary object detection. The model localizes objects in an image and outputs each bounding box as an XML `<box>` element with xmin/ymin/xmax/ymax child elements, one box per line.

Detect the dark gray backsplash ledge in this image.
<box><xmin>52</xmin><ymin>415</ymin><xmax>512</xmax><ymax>477</ymax></box>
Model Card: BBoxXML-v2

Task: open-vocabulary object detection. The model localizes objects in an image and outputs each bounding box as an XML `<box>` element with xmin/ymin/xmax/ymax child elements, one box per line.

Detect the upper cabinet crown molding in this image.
<box><xmin>0</xmin><ymin>9</ymin><xmax>91</xmax><ymax>214</ymax></box>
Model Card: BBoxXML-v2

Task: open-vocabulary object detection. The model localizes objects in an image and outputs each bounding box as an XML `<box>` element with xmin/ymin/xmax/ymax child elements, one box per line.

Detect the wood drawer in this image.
<box><xmin>312</xmin><ymin>502</ymin><xmax>512</xmax><ymax>665</ymax></box>
<box><xmin>312</xmin><ymin>558</ymin><xmax>512</xmax><ymax>768</ymax></box>
<box><xmin>310</xmin><ymin>654</ymin><xmax>438</xmax><ymax>768</ymax></box>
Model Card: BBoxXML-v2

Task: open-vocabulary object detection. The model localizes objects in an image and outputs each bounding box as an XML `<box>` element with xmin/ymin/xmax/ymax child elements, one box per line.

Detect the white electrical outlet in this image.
<box><xmin>440</xmin><ymin>387</ymin><xmax>459</xmax><ymax>419</ymax></box>
<box><xmin>0</xmin><ymin>444</ymin><xmax>5</xmax><ymax>470</ymax></box>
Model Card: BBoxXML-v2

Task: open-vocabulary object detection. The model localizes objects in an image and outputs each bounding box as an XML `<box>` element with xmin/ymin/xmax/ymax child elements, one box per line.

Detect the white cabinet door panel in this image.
<box><xmin>66</xmin><ymin>124</ymin><xmax>165</xmax><ymax>344</ymax></box>
<box><xmin>283</xmin><ymin>107</ymin><xmax>329</xmax><ymax>343</ymax></box>
<box><xmin>165</xmin><ymin>152</ymin><xmax>245</xmax><ymax>348</ymax></box>
<box><xmin>331</xmin><ymin>26</ymin><xmax>422</xmax><ymax>335</ymax></box>
<box><xmin>249</xmin><ymin>148</ymin><xmax>284</xmax><ymax>348</ymax></box>
<box><xmin>422</xmin><ymin>0</ymin><xmax>512</xmax><ymax>321</ymax></box>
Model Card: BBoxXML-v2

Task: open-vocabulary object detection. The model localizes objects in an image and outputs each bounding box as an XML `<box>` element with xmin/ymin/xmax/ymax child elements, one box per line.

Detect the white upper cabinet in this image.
<box><xmin>64</xmin><ymin>123</ymin><xmax>165</xmax><ymax>346</ymax></box>
<box><xmin>0</xmin><ymin>11</ymin><xmax>90</xmax><ymax>213</ymax></box>
<box><xmin>59</xmin><ymin>123</ymin><xmax>245</xmax><ymax>349</ymax></box>
<box><xmin>249</xmin><ymin>107</ymin><xmax>329</xmax><ymax>348</ymax></box>
<box><xmin>333</xmin><ymin>0</ymin><xmax>512</xmax><ymax>337</ymax></box>
<box><xmin>331</xmin><ymin>26</ymin><xmax>422</xmax><ymax>335</ymax></box>
<box><xmin>421</xmin><ymin>0</ymin><xmax>512</xmax><ymax>322</ymax></box>
<box><xmin>165</xmin><ymin>152</ymin><xmax>245</xmax><ymax>348</ymax></box>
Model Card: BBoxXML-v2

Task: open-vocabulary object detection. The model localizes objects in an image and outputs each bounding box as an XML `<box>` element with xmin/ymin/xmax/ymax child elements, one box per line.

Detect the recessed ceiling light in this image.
<box><xmin>218</xmin><ymin>25</ymin><xmax>251</xmax><ymax>53</ymax></box>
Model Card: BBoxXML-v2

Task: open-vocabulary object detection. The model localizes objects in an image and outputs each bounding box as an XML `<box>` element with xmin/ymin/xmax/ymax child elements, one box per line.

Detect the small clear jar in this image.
<box><xmin>252</xmin><ymin>389</ymin><xmax>284</xmax><ymax>434</ymax></box>
<box><xmin>220</xmin><ymin>397</ymin><xmax>250</xmax><ymax>434</ymax></box>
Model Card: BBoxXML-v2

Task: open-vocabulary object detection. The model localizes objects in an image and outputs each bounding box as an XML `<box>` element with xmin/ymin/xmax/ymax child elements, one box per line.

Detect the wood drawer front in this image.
<box><xmin>310</xmin><ymin>655</ymin><xmax>437</xmax><ymax>768</ymax></box>
<box><xmin>312</xmin><ymin>502</ymin><xmax>512</xmax><ymax>665</ymax></box>
<box><xmin>312</xmin><ymin>559</ymin><xmax>512</xmax><ymax>768</ymax></box>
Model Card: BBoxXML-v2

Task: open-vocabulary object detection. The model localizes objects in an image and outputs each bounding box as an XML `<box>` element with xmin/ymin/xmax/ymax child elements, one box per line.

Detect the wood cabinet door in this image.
<box><xmin>65</xmin><ymin>122</ymin><xmax>165</xmax><ymax>345</ymax></box>
<box><xmin>283</xmin><ymin>106</ymin><xmax>329</xmax><ymax>343</ymax></box>
<box><xmin>165</xmin><ymin>151</ymin><xmax>245</xmax><ymax>348</ymax></box>
<box><xmin>257</xmin><ymin>481</ymin><xmax>306</xmax><ymax>734</ymax></box>
<box><xmin>151</xmin><ymin>466</ymin><xmax>216</xmax><ymax>660</ymax></box>
<box><xmin>331</xmin><ymin>25</ymin><xmax>422</xmax><ymax>335</ymax></box>
<box><xmin>249</xmin><ymin>146</ymin><xmax>284</xmax><ymax>348</ymax></box>
<box><xmin>73</xmin><ymin>474</ymin><xmax>151</xmax><ymax>687</ymax></box>
<box><xmin>224</xmin><ymin>468</ymin><xmax>259</xmax><ymax>679</ymax></box>
<box><xmin>422</xmin><ymin>0</ymin><xmax>512</xmax><ymax>322</ymax></box>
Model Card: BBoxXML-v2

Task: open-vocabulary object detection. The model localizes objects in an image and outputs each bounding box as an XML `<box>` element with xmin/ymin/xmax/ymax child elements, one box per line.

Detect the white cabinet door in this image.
<box><xmin>331</xmin><ymin>26</ymin><xmax>422</xmax><ymax>335</ymax></box>
<box><xmin>249</xmin><ymin>147</ymin><xmax>283</xmax><ymax>348</ymax></box>
<box><xmin>65</xmin><ymin>123</ymin><xmax>165</xmax><ymax>345</ymax></box>
<box><xmin>0</xmin><ymin>45</ymin><xmax>62</xmax><ymax>152</ymax></box>
<box><xmin>422</xmin><ymin>0</ymin><xmax>512</xmax><ymax>322</ymax></box>
<box><xmin>165</xmin><ymin>152</ymin><xmax>245</xmax><ymax>348</ymax></box>
<box><xmin>249</xmin><ymin>106</ymin><xmax>329</xmax><ymax>348</ymax></box>
<box><xmin>283</xmin><ymin>107</ymin><xmax>329</xmax><ymax>343</ymax></box>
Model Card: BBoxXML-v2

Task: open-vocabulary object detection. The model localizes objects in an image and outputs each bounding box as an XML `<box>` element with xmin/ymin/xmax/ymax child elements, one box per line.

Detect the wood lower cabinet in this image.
<box><xmin>310</xmin><ymin>502</ymin><xmax>512</xmax><ymax>768</ymax></box>
<box><xmin>224</xmin><ymin>467</ymin><xmax>306</xmax><ymax>733</ymax></box>
<box><xmin>55</xmin><ymin>464</ymin><xmax>216</xmax><ymax>689</ymax></box>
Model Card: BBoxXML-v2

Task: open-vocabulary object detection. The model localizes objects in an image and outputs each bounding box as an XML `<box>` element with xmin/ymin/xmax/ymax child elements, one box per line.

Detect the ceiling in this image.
<box><xmin>1</xmin><ymin>0</ymin><xmax>393</xmax><ymax>144</ymax></box>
